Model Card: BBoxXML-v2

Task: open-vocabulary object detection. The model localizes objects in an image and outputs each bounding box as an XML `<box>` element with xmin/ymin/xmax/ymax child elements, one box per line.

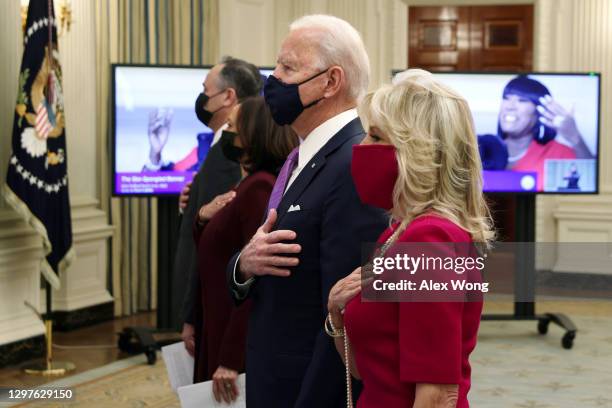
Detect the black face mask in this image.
<box><xmin>194</xmin><ymin>90</ymin><xmax>224</xmax><ymax>126</ymax></box>
<box><xmin>263</xmin><ymin>69</ymin><xmax>328</xmax><ymax>125</ymax></box>
<box><xmin>220</xmin><ymin>130</ymin><xmax>244</xmax><ymax>163</ymax></box>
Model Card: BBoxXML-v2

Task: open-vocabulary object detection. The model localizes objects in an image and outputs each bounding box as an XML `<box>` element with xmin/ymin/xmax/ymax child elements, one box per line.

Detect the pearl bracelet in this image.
<box><xmin>324</xmin><ymin>313</ymin><xmax>344</xmax><ymax>337</ymax></box>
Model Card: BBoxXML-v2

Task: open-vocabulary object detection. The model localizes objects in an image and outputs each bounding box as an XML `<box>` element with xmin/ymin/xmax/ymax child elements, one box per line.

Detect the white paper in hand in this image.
<box><xmin>177</xmin><ymin>374</ymin><xmax>246</xmax><ymax>408</ymax></box>
<box><xmin>161</xmin><ymin>341</ymin><xmax>194</xmax><ymax>392</ymax></box>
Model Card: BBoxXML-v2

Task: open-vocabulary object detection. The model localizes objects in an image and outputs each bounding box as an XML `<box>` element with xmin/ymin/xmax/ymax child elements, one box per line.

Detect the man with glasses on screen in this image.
<box><xmin>160</xmin><ymin>57</ymin><xmax>263</xmax><ymax>364</ymax></box>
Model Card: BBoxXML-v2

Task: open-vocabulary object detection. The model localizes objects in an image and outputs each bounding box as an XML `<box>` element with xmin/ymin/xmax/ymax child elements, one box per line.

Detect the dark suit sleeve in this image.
<box><xmin>226</xmin><ymin>228</ymin><xmax>261</xmax><ymax>305</ymax></box>
<box><xmin>295</xmin><ymin>167</ymin><xmax>386</xmax><ymax>407</ymax></box>
<box><xmin>226</xmin><ymin>252</ymin><xmax>248</xmax><ymax>305</ymax></box>
<box><xmin>218</xmin><ymin>177</ymin><xmax>272</xmax><ymax>371</ymax></box>
<box><xmin>178</xmin><ymin>172</ymin><xmax>202</xmax><ymax>326</ymax></box>
<box><xmin>181</xmin><ymin>273</ymin><xmax>198</xmax><ymax>324</ymax></box>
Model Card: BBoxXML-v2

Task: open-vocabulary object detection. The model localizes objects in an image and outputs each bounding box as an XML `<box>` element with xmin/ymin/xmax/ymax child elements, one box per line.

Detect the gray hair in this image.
<box><xmin>289</xmin><ymin>15</ymin><xmax>370</xmax><ymax>102</ymax></box>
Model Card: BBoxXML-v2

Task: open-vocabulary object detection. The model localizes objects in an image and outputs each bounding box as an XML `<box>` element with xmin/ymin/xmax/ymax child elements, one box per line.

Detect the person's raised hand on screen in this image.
<box><xmin>537</xmin><ymin>96</ymin><xmax>593</xmax><ymax>158</ymax></box>
<box><xmin>148</xmin><ymin>108</ymin><xmax>173</xmax><ymax>165</ymax></box>
<box><xmin>238</xmin><ymin>209</ymin><xmax>301</xmax><ymax>281</ymax></box>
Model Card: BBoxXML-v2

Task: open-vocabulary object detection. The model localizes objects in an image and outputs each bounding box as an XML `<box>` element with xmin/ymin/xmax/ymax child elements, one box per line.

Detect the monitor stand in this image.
<box><xmin>481</xmin><ymin>194</ymin><xmax>577</xmax><ymax>349</ymax></box>
<box><xmin>117</xmin><ymin>196</ymin><xmax>182</xmax><ymax>364</ymax></box>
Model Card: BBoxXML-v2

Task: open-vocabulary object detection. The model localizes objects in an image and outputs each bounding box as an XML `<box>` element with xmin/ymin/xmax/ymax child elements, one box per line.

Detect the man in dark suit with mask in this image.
<box><xmin>226</xmin><ymin>15</ymin><xmax>387</xmax><ymax>408</ymax></box>
<box><xmin>166</xmin><ymin>57</ymin><xmax>263</xmax><ymax>364</ymax></box>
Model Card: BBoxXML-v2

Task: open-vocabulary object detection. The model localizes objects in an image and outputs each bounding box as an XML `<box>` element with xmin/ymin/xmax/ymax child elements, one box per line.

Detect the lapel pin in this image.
<box><xmin>311</xmin><ymin>163</ymin><xmax>316</xmax><ymax>168</ymax></box>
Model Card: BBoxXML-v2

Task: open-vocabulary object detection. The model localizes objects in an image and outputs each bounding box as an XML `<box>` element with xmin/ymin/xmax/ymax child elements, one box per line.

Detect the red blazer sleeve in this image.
<box><xmin>398</xmin><ymin>221</ymin><xmax>464</xmax><ymax>385</ymax></box>
<box><xmin>217</xmin><ymin>174</ymin><xmax>274</xmax><ymax>371</ymax></box>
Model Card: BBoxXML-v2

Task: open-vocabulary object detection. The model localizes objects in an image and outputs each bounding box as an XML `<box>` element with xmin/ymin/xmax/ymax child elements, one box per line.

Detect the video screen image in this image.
<box><xmin>414</xmin><ymin>72</ymin><xmax>601</xmax><ymax>193</ymax></box>
<box><xmin>113</xmin><ymin>65</ymin><xmax>273</xmax><ymax>196</ymax></box>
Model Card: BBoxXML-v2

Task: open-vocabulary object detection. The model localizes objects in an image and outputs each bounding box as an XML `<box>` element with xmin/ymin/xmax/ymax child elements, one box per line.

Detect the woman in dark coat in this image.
<box><xmin>192</xmin><ymin>96</ymin><xmax>297</xmax><ymax>402</ymax></box>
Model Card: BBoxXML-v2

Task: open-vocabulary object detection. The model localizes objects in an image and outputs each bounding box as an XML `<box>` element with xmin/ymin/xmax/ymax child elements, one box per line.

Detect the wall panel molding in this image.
<box><xmin>0</xmin><ymin>196</ymin><xmax>113</xmax><ymax>346</ymax></box>
<box><xmin>0</xmin><ymin>210</ymin><xmax>45</xmax><ymax>346</ymax></box>
<box><xmin>52</xmin><ymin>196</ymin><xmax>114</xmax><ymax>312</ymax></box>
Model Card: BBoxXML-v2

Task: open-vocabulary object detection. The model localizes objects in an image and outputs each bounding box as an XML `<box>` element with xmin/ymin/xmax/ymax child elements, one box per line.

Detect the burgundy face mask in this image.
<box><xmin>351</xmin><ymin>144</ymin><xmax>398</xmax><ymax>210</ymax></box>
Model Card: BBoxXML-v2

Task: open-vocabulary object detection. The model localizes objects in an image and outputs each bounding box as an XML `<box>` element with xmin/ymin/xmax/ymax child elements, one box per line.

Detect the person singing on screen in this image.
<box><xmin>483</xmin><ymin>75</ymin><xmax>593</xmax><ymax>190</ymax></box>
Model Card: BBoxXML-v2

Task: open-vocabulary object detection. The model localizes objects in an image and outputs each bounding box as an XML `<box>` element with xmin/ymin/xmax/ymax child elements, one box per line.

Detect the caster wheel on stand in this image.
<box><xmin>537</xmin><ymin>319</ymin><xmax>549</xmax><ymax>335</ymax></box>
<box><xmin>562</xmin><ymin>331</ymin><xmax>576</xmax><ymax>349</ymax></box>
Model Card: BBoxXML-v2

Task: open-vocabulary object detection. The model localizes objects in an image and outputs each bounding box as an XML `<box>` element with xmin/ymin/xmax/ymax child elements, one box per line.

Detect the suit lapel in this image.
<box><xmin>276</xmin><ymin>155</ymin><xmax>326</xmax><ymax>224</ymax></box>
<box><xmin>275</xmin><ymin>118</ymin><xmax>364</xmax><ymax>226</ymax></box>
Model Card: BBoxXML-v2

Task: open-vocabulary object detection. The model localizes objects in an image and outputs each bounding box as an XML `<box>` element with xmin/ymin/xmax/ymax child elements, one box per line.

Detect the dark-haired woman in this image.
<box><xmin>495</xmin><ymin>75</ymin><xmax>592</xmax><ymax>190</ymax></box>
<box><xmin>192</xmin><ymin>96</ymin><xmax>297</xmax><ymax>402</ymax></box>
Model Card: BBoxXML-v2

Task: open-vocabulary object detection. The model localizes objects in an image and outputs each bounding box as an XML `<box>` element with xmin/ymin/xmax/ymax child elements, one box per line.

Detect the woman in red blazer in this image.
<box><xmin>327</xmin><ymin>69</ymin><xmax>495</xmax><ymax>407</ymax></box>
<box><xmin>192</xmin><ymin>96</ymin><xmax>297</xmax><ymax>402</ymax></box>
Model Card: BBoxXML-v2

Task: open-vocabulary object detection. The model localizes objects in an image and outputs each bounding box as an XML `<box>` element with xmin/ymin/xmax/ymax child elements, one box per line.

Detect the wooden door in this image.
<box><xmin>408</xmin><ymin>4</ymin><xmax>534</xmax><ymax>241</ymax></box>
<box><xmin>409</xmin><ymin>5</ymin><xmax>533</xmax><ymax>72</ymax></box>
<box><xmin>469</xmin><ymin>6</ymin><xmax>533</xmax><ymax>71</ymax></box>
<box><xmin>408</xmin><ymin>7</ymin><xmax>470</xmax><ymax>72</ymax></box>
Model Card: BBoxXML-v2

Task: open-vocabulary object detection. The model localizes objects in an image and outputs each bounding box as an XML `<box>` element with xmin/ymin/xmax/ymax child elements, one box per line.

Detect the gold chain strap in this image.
<box><xmin>344</xmin><ymin>227</ymin><xmax>402</xmax><ymax>407</ymax></box>
<box><xmin>338</xmin><ymin>227</ymin><xmax>403</xmax><ymax>408</ymax></box>
<box><xmin>362</xmin><ymin>231</ymin><xmax>397</xmax><ymax>280</ymax></box>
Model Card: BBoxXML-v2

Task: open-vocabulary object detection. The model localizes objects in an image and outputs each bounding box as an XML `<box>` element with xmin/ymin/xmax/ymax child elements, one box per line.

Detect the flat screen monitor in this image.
<box><xmin>112</xmin><ymin>64</ymin><xmax>274</xmax><ymax>196</ymax></box>
<box><xmin>391</xmin><ymin>71</ymin><xmax>601</xmax><ymax>194</ymax></box>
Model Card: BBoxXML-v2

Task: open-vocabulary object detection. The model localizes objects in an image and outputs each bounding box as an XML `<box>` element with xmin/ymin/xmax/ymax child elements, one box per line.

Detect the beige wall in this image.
<box><xmin>218</xmin><ymin>0</ymin><xmax>408</xmax><ymax>91</ymax></box>
<box><xmin>533</xmin><ymin>0</ymin><xmax>612</xmax><ymax>272</ymax></box>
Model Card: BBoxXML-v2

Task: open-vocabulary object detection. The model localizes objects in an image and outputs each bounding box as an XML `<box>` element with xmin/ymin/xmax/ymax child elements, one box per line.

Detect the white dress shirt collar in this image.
<box><xmin>211</xmin><ymin>123</ymin><xmax>228</xmax><ymax>146</ymax></box>
<box><xmin>296</xmin><ymin>108</ymin><xmax>358</xmax><ymax>170</ymax></box>
<box><xmin>284</xmin><ymin>108</ymin><xmax>358</xmax><ymax>192</ymax></box>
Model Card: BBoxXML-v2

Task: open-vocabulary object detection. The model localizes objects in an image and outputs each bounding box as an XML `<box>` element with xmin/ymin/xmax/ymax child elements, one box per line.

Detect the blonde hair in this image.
<box><xmin>359</xmin><ymin>69</ymin><xmax>495</xmax><ymax>247</ymax></box>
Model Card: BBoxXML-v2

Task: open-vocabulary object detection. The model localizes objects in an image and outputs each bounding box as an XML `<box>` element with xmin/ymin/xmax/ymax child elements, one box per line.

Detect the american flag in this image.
<box><xmin>4</xmin><ymin>0</ymin><xmax>73</xmax><ymax>290</ymax></box>
<box><xmin>35</xmin><ymin>102</ymin><xmax>53</xmax><ymax>139</ymax></box>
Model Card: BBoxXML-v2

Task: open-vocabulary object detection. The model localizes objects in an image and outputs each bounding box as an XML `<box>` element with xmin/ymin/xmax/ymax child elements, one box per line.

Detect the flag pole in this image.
<box><xmin>23</xmin><ymin>280</ymin><xmax>75</xmax><ymax>376</ymax></box>
<box><xmin>19</xmin><ymin>0</ymin><xmax>75</xmax><ymax>376</ymax></box>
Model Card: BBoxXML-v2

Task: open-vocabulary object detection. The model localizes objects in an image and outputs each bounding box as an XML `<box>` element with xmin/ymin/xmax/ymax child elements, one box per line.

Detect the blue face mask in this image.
<box><xmin>263</xmin><ymin>69</ymin><xmax>329</xmax><ymax>125</ymax></box>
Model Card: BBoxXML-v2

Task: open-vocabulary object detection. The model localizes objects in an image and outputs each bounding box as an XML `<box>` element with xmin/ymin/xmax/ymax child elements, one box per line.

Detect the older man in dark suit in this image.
<box><xmin>226</xmin><ymin>15</ymin><xmax>387</xmax><ymax>408</ymax></box>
